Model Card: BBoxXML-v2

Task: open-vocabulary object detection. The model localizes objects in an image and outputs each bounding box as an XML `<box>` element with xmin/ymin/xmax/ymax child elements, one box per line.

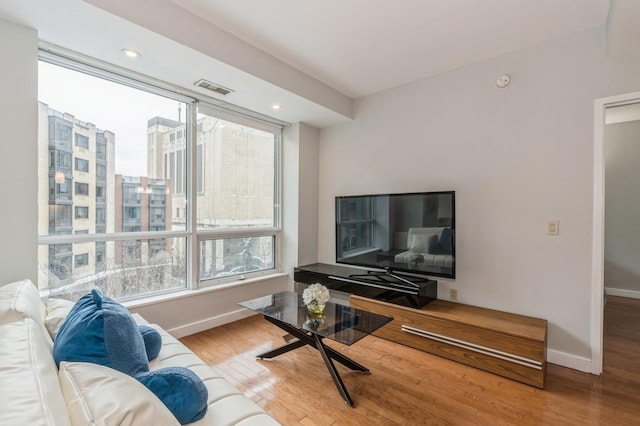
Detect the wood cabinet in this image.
<box><xmin>350</xmin><ymin>295</ymin><xmax>547</xmax><ymax>388</ymax></box>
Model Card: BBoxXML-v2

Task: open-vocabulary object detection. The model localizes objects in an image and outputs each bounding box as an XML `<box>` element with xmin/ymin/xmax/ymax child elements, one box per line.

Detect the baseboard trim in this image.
<box><xmin>605</xmin><ymin>287</ymin><xmax>640</xmax><ymax>299</ymax></box>
<box><xmin>167</xmin><ymin>308</ymin><xmax>258</xmax><ymax>339</ymax></box>
<box><xmin>547</xmin><ymin>349</ymin><xmax>592</xmax><ymax>373</ymax></box>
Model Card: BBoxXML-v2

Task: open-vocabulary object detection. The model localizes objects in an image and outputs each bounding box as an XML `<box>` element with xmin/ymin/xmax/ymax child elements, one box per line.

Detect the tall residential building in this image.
<box><xmin>37</xmin><ymin>102</ymin><xmax>116</xmax><ymax>288</ymax></box>
<box><xmin>37</xmin><ymin>104</ymin><xmax>173</xmax><ymax>295</ymax></box>
<box><xmin>147</xmin><ymin>115</ymin><xmax>275</xmax><ymax>276</ymax></box>
<box><xmin>147</xmin><ymin>115</ymin><xmax>274</xmax><ymax>228</ymax></box>
<box><xmin>114</xmin><ymin>174</ymin><xmax>173</xmax><ymax>264</ymax></box>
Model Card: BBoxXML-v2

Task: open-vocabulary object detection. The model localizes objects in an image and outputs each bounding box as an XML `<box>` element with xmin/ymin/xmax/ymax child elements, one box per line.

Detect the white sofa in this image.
<box><xmin>393</xmin><ymin>227</ymin><xmax>454</xmax><ymax>268</ymax></box>
<box><xmin>0</xmin><ymin>279</ymin><xmax>280</xmax><ymax>426</ymax></box>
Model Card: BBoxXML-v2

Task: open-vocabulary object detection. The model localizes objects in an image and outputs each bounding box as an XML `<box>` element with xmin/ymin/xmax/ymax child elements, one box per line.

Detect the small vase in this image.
<box><xmin>306</xmin><ymin>302</ymin><xmax>325</xmax><ymax>319</ymax></box>
<box><xmin>304</xmin><ymin>315</ymin><xmax>325</xmax><ymax>330</ymax></box>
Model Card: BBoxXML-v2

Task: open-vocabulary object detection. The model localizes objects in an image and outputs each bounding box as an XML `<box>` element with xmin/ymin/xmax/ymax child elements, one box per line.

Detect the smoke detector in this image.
<box><xmin>495</xmin><ymin>74</ymin><xmax>511</xmax><ymax>89</ymax></box>
<box><xmin>194</xmin><ymin>79</ymin><xmax>234</xmax><ymax>96</ymax></box>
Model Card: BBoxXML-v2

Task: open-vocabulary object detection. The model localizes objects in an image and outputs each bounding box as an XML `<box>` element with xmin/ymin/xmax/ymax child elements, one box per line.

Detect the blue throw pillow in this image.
<box><xmin>136</xmin><ymin>367</ymin><xmax>209</xmax><ymax>425</ymax></box>
<box><xmin>139</xmin><ymin>325</ymin><xmax>162</xmax><ymax>361</ymax></box>
<box><xmin>428</xmin><ymin>228</ymin><xmax>453</xmax><ymax>255</ymax></box>
<box><xmin>53</xmin><ymin>289</ymin><xmax>149</xmax><ymax>376</ymax></box>
<box><xmin>54</xmin><ymin>289</ymin><xmax>208</xmax><ymax>424</ymax></box>
<box><xmin>440</xmin><ymin>227</ymin><xmax>453</xmax><ymax>253</ymax></box>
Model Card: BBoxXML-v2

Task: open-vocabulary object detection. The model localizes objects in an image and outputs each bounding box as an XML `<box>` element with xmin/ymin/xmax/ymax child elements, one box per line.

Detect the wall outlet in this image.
<box><xmin>450</xmin><ymin>288</ymin><xmax>458</xmax><ymax>301</ymax></box>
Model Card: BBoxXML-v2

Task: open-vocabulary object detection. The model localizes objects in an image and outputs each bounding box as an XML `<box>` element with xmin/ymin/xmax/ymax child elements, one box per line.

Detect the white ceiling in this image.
<box><xmin>168</xmin><ymin>0</ymin><xmax>611</xmax><ymax>98</ymax></box>
<box><xmin>1</xmin><ymin>0</ymin><xmax>638</xmax><ymax>127</ymax></box>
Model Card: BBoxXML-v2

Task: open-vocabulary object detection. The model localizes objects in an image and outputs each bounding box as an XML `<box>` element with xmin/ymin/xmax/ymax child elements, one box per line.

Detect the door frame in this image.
<box><xmin>592</xmin><ymin>90</ymin><xmax>640</xmax><ymax>374</ymax></box>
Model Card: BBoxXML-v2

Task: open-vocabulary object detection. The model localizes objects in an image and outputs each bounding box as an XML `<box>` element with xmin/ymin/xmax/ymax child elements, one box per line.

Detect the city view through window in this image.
<box><xmin>37</xmin><ymin>60</ymin><xmax>278</xmax><ymax>301</ymax></box>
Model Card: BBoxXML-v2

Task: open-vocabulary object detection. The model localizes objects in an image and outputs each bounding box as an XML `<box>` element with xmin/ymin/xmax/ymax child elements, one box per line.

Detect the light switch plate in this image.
<box><xmin>547</xmin><ymin>219</ymin><xmax>559</xmax><ymax>235</ymax></box>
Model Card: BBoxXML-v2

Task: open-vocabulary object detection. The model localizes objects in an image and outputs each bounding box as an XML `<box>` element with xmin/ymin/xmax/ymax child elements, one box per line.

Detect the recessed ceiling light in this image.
<box><xmin>122</xmin><ymin>49</ymin><xmax>141</xmax><ymax>59</ymax></box>
<box><xmin>272</xmin><ymin>104</ymin><xmax>281</xmax><ymax>110</ymax></box>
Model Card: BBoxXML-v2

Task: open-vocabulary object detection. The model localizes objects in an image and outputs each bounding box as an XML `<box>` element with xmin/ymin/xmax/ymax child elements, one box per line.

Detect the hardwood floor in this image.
<box><xmin>181</xmin><ymin>296</ymin><xmax>640</xmax><ymax>425</ymax></box>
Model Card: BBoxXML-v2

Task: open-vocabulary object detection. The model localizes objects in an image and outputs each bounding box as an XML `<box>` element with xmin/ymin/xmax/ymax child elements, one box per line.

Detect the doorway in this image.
<box><xmin>592</xmin><ymin>91</ymin><xmax>640</xmax><ymax>374</ymax></box>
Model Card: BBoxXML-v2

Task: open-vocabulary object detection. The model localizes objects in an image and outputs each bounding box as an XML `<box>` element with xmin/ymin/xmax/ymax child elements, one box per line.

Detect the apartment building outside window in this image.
<box><xmin>37</xmin><ymin>53</ymin><xmax>281</xmax><ymax>301</ymax></box>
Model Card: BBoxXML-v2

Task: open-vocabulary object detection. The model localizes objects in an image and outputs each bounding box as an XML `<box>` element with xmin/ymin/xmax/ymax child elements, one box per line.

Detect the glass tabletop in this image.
<box><xmin>239</xmin><ymin>291</ymin><xmax>393</xmax><ymax>346</ymax></box>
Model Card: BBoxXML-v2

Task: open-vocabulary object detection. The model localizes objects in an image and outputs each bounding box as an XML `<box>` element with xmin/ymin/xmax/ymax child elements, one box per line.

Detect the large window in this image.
<box><xmin>193</xmin><ymin>106</ymin><xmax>277</xmax><ymax>280</ymax></box>
<box><xmin>37</xmin><ymin>55</ymin><xmax>281</xmax><ymax>301</ymax></box>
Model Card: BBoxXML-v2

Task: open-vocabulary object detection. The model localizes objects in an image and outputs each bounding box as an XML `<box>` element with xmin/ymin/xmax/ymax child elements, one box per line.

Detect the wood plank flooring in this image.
<box><xmin>180</xmin><ymin>296</ymin><xmax>640</xmax><ymax>425</ymax></box>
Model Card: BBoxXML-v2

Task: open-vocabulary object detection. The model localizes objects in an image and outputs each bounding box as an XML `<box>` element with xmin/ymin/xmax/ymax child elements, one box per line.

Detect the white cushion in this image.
<box><xmin>0</xmin><ymin>318</ymin><xmax>71</xmax><ymax>426</ymax></box>
<box><xmin>407</xmin><ymin>227</ymin><xmax>444</xmax><ymax>252</ymax></box>
<box><xmin>58</xmin><ymin>361</ymin><xmax>180</xmax><ymax>426</ymax></box>
<box><xmin>45</xmin><ymin>298</ymin><xmax>75</xmax><ymax>340</ymax></box>
<box><xmin>0</xmin><ymin>279</ymin><xmax>46</xmax><ymax>326</ymax></box>
<box><xmin>150</xmin><ymin>326</ymin><xmax>280</xmax><ymax>425</ymax></box>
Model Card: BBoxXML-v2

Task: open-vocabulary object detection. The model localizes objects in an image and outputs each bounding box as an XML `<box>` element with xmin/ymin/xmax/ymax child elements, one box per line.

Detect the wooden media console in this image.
<box><xmin>350</xmin><ymin>295</ymin><xmax>547</xmax><ymax>388</ymax></box>
<box><xmin>295</xmin><ymin>263</ymin><xmax>548</xmax><ymax>388</ymax></box>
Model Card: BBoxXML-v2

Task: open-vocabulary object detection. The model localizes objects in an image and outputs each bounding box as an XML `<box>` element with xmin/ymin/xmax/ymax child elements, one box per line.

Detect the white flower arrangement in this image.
<box><xmin>302</xmin><ymin>283</ymin><xmax>330</xmax><ymax>306</ymax></box>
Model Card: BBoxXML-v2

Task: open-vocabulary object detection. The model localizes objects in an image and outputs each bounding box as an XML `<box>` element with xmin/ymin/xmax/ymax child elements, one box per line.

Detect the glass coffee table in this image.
<box><xmin>239</xmin><ymin>291</ymin><xmax>393</xmax><ymax>406</ymax></box>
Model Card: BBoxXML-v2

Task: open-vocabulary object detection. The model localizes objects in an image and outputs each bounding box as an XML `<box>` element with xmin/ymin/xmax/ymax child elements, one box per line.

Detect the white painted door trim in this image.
<box><xmin>592</xmin><ymin>91</ymin><xmax>640</xmax><ymax>375</ymax></box>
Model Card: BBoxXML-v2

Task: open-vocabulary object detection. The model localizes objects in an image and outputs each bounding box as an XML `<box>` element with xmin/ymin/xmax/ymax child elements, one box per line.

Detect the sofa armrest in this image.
<box><xmin>0</xmin><ymin>319</ymin><xmax>71</xmax><ymax>426</ymax></box>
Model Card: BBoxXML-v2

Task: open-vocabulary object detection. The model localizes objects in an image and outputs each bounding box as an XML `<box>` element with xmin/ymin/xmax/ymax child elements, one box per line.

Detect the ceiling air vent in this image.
<box><xmin>194</xmin><ymin>79</ymin><xmax>234</xmax><ymax>96</ymax></box>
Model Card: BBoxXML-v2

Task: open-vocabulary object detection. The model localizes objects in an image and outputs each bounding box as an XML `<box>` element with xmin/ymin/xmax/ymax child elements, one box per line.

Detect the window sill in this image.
<box><xmin>121</xmin><ymin>271</ymin><xmax>288</xmax><ymax>310</ymax></box>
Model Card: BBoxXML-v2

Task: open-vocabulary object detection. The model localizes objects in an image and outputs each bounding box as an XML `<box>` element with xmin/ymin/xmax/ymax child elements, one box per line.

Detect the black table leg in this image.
<box><xmin>257</xmin><ymin>339</ymin><xmax>306</xmax><ymax>359</ymax></box>
<box><xmin>256</xmin><ymin>314</ymin><xmax>368</xmax><ymax>405</ymax></box>
<box><xmin>320</xmin><ymin>345</ymin><xmax>369</xmax><ymax>373</ymax></box>
<box><xmin>313</xmin><ymin>333</ymin><xmax>353</xmax><ymax>406</ymax></box>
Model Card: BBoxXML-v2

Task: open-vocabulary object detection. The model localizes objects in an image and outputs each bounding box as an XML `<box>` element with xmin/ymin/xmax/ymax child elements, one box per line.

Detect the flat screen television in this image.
<box><xmin>335</xmin><ymin>191</ymin><xmax>455</xmax><ymax>280</ymax></box>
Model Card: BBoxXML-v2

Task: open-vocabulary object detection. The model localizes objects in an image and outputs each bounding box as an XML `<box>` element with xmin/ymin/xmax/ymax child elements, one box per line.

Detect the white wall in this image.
<box><xmin>0</xmin><ymin>19</ymin><xmax>38</xmax><ymax>285</ymax></box>
<box><xmin>604</xmin><ymin>120</ymin><xmax>640</xmax><ymax>297</ymax></box>
<box><xmin>282</xmin><ymin>123</ymin><xmax>320</xmax><ymax>280</ymax></box>
<box><xmin>318</xmin><ymin>26</ymin><xmax>640</xmax><ymax>369</ymax></box>
<box><xmin>297</xmin><ymin>124</ymin><xmax>320</xmax><ymax>266</ymax></box>
<box><xmin>126</xmin><ymin>275</ymin><xmax>286</xmax><ymax>338</ymax></box>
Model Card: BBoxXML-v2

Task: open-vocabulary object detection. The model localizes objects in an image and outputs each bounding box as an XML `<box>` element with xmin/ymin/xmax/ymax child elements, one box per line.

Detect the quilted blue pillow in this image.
<box><xmin>53</xmin><ymin>289</ymin><xmax>148</xmax><ymax>376</ymax></box>
<box><xmin>53</xmin><ymin>289</ymin><xmax>208</xmax><ymax>424</ymax></box>
<box><xmin>136</xmin><ymin>367</ymin><xmax>209</xmax><ymax>425</ymax></box>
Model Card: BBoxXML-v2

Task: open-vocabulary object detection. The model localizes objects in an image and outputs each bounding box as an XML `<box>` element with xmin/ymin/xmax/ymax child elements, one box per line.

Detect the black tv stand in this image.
<box><xmin>294</xmin><ymin>263</ymin><xmax>437</xmax><ymax>308</ymax></box>
<box><xmin>349</xmin><ymin>269</ymin><xmax>426</xmax><ymax>289</ymax></box>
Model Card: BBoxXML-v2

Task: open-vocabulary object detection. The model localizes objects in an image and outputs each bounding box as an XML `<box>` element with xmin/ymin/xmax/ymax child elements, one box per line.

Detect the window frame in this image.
<box><xmin>37</xmin><ymin>49</ymin><xmax>284</xmax><ymax>300</ymax></box>
<box><xmin>74</xmin><ymin>253</ymin><xmax>89</xmax><ymax>267</ymax></box>
<box><xmin>74</xmin><ymin>206</ymin><xmax>89</xmax><ymax>219</ymax></box>
<box><xmin>75</xmin><ymin>133</ymin><xmax>89</xmax><ymax>149</ymax></box>
<box><xmin>74</xmin><ymin>181</ymin><xmax>89</xmax><ymax>196</ymax></box>
<box><xmin>74</xmin><ymin>157</ymin><xmax>89</xmax><ymax>172</ymax></box>
<box><xmin>335</xmin><ymin>197</ymin><xmax>375</xmax><ymax>255</ymax></box>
